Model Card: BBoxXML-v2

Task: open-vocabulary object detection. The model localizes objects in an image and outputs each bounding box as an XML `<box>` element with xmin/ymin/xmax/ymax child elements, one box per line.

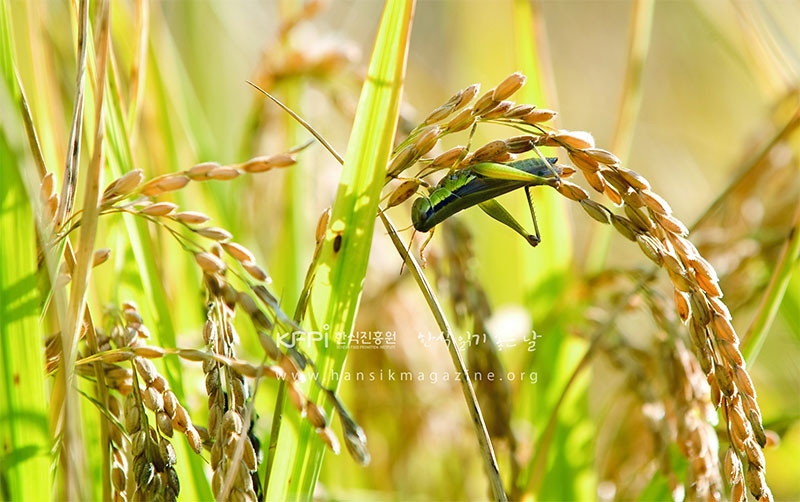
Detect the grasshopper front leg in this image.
<box><xmin>417</xmin><ymin>227</ymin><xmax>436</xmax><ymax>267</ymax></box>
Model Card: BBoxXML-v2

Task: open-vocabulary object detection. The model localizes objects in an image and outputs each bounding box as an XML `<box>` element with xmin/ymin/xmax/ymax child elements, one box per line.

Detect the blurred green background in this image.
<box><xmin>5</xmin><ymin>0</ymin><xmax>799</xmax><ymax>500</ymax></box>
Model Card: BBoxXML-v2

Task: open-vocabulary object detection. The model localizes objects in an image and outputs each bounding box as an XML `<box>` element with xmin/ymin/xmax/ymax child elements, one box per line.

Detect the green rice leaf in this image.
<box><xmin>0</xmin><ymin>2</ymin><xmax>51</xmax><ymax>499</ymax></box>
<box><xmin>276</xmin><ymin>1</ymin><xmax>416</xmax><ymax>499</ymax></box>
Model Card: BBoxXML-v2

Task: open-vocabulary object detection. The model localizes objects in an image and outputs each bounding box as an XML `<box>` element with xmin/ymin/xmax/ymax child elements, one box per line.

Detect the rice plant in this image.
<box><xmin>2</xmin><ymin>1</ymin><xmax>799</xmax><ymax>501</ymax></box>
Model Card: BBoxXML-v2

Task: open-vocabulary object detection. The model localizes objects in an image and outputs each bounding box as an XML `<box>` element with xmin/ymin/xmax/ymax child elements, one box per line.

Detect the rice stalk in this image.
<box><xmin>380</xmin><ymin>211</ymin><xmax>507</xmax><ymax>501</ymax></box>
<box><xmin>54</xmin><ymin>0</ymin><xmax>88</xmax><ymax>227</ymax></box>
<box><xmin>55</xmin><ymin>2</ymin><xmax>110</xmax><ymax>497</ymax></box>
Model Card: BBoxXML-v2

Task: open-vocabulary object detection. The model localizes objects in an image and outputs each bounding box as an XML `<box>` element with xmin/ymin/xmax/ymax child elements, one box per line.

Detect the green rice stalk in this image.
<box><xmin>380</xmin><ymin>212</ymin><xmax>507</xmax><ymax>501</ymax></box>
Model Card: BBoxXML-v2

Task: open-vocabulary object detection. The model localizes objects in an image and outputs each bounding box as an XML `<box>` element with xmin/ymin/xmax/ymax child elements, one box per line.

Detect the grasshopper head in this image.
<box><xmin>411</xmin><ymin>197</ymin><xmax>433</xmax><ymax>232</ymax></box>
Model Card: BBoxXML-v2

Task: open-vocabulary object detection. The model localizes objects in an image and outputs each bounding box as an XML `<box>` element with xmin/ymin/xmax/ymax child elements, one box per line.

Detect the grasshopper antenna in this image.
<box><xmin>531</xmin><ymin>144</ymin><xmax>562</xmax><ymax>182</ymax></box>
<box><xmin>247</xmin><ymin>80</ymin><xmax>345</xmax><ymax>166</ymax></box>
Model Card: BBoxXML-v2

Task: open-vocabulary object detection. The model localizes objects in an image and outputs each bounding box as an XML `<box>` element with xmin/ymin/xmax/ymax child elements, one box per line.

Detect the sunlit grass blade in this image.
<box><xmin>274</xmin><ymin>1</ymin><xmax>416</xmax><ymax>499</ymax></box>
<box><xmin>0</xmin><ymin>133</ymin><xmax>52</xmax><ymax>502</ymax></box>
<box><xmin>742</xmin><ymin>202</ymin><xmax>800</xmax><ymax>362</ymax></box>
<box><xmin>0</xmin><ymin>4</ymin><xmax>51</xmax><ymax>499</ymax></box>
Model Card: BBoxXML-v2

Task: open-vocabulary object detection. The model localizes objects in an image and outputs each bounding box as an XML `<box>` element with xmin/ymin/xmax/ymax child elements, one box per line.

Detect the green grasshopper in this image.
<box><xmin>411</xmin><ymin>157</ymin><xmax>561</xmax><ymax>249</ymax></box>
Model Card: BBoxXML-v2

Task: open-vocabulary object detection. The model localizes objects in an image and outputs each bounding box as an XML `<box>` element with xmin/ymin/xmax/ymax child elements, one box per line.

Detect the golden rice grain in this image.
<box><xmin>306</xmin><ymin>401</ymin><xmax>328</xmax><ymax>429</ymax></box>
<box><xmin>579</xmin><ymin>199</ymin><xmax>610</xmax><ymax>224</ymax></box>
<box><xmin>208</xmin><ymin>166</ymin><xmax>241</xmax><ymax>181</ymax></box>
<box><xmin>187</xmin><ymin>162</ymin><xmax>221</xmax><ymax>180</ymax></box>
<box><xmin>554</xmin><ymin>130</ymin><xmax>595</xmax><ymax>149</ymax></box>
<box><xmin>493</xmin><ymin>72</ymin><xmax>526</xmax><ymax>101</ymax></box>
<box><xmin>141</xmin><ymin>175</ymin><xmax>190</xmax><ymax>196</ymax></box>
<box><xmin>445</xmin><ymin>107</ymin><xmax>476</xmax><ymax>133</ymax></box>
<box><xmin>171</xmin><ymin>211</ymin><xmax>210</xmax><ymax>225</ymax></box>
<box><xmin>522</xmin><ymin>108</ymin><xmax>557</xmax><ymax>124</ymax></box>
<box><xmin>689</xmin><ymin>291</ymin><xmax>712</xmax><ymax>326</ymax></box>
<box><xmin>604</xmin><ymin>184</ymin><xmax>626</xmax><ymax>209</ymax></box>
<box><xmin>139</xmin><ymin>202</ymin><xmax>178</xmax><ymax>216</ymax></box>
<box><xmin>92</xmin><ymin>248</ymin><xmax>111</xmax><ymax>267</ymax></box>
<box><xmin>186</xmin><ymin>426</ymin><xmax>203</xmax><ymax>454</ymax></box>
<box><xmin>601</xmin><ymin>169</ymin><xmax>631</xmax><ymax>195</ymax></box>
<box><xmin>610</xmin><ymin>214</ymin><xmax>639</xmax><ymax>241</ymax></box>
<box><xmin>623</xmin><ymin>203</ymin><xmax>654</xmax><ymax>232</ymax></box>
<box><xmin>241</xmin><ymin>261</ymin><xmax>268</xmax><ymax>282</ymax></box>
<box><xmin>635</xmin><ymin>234</ymin><xmax>664</xmax><ymax>265</ymax></box>
<box><xmin>142</xmin><ymin>386</ymin><xmax>164</xmax><ymax>412</ymax></box>
<box><xmin>584</xmin><ymin>148</ymin><xmax>621</xmax><ymax>165</ymax></box>
<box><xmin>222</xmin><ymin>242</ymin><xmax>256</xmax><ymax>263</ymax></box>
<box><xmin>133</xmin><ymin>346</ymin><xmax>166</xmax><ymax>358</ymax></box>
<box><xmin>718</xmin><ymin>339</ymin><xmax>744</xmax><ymax>367</ymax></box>
<box><xmin>617</xmin><ymin>167</ymin><xmax>650</xmax><ymax>191</ymax></box>
<box><xmin>732</xmin><ymin>365</ymin><xmax>756</xmax><ymax>398</ymax></box>
<box><xmin>715</xmin><ymin>365</ymin><xmax>737</xmax><ymax>398</ymax></box>
<box><xmin>622</xmin><ymin>189</ymin><xmax>646</xmax><ymax>208</ymax></box>
<box><xmin>431</xmin><ymin>146</ymin><xmax>467</xmax><ymax>168</ymax></box>
<box><xmin>641</xmin><ymin>190</ymin><xmax>672</xmax><ymax>215</ymax></box>
<box><xmin>194</xmin><ymin>252</ymin><xmax>226</xmax><ymax>274</ymax></box>
<box><xmin>674</xmin><ymin>289</ymin><xmax>691</xmax><ymax>322</ymax></box>
<box><xmin>556</xmin><ymin>181</ymin><xmax>589</xmax><ymax>201</ymax></box>
<box><xmin>240</xmin><ymin>153</ymin><xmax>296</xmax><ymax>173</ymax></box>
<box><xmin>387</xmin><ymin>145</ymin><xmax>417</xmax><ymax>177</ymax></box>
<box><xmin>423</xmin><ymin>104</ymin><xmax>456</xmax><ymax>125</ymax></box>
<box><xmin>456</xmin><ymin>83</ymin><xmax>480</xmax><ymax>109</ymax></box>
<box><xmin>102</xmin><ymin>169</ymin><xmax>144</xmax><ymax>202</ymax></box>
<box><xmin>413</xmin><ymin>126</ymin><xmax>441</xmax><ymax>157</ymax></box>
<box><xmin>656</xmin><ymin>212</ymin><xmax>688</xmax><ymax>235</ymax></box>
<box><xmin>196</xmin><ymin>227</ymin><xmax>233</xmax><ymax>242</ymax></box>
<box><xmin>481</xmin><ymin>100</ymin><xmax>514</xmax><ymax>120</ymax></box>
<box><xmin>387</xmin><ymin>180</ymin><xmax>421</xmax><ymax>208</ymax></box>
<box><xmin>724</xmin><ymin>448</ymin><xmax>742</xmax><ymax>484</ymax></box>
<box><xmin>316</xmin><ymin>427</ymin><xmax>341</xmax><ymax>455</ymax></box>
<box><xmin>472</xmin><ymin>140</ymin><xmax>509</xmax><ymax>163</ymax></box>
<box><xmin>505</xmin><ymin>135</ymin><xmax>536</xmax><ymax>154</ymax></box>
<box><xmin>472</xmin><ymin>90</ymin><xmax>498</xmax><ymax>116</ymax></box>
<box><xmin>745</xmin><ymin>463</ymin><xmax>766</xmax><ymax>499</ymax></box>
<box><xmin>504</xmin><ymin>104</ymin><xmax>536</xmax><ymax>119</ymax></box>
<box><xmin>584</xmin><ymin>169</ymin><xmax>606</xmax><ymax>193</ymax></box>
<box><xmin>731</xmin><ymin>477</ymin><xmax>746</xmax><ymax>502</ymax></box>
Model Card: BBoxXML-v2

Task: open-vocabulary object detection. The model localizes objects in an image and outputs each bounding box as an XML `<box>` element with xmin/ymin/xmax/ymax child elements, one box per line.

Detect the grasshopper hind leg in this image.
<box><xmin>525</xmin><ymin>186</ymin><xmax>541</xmax><ymax>246</ymax></box>
<box><xmin>477</xmin><ymin>199</ymin><xmax>541</xmax><ymax>247</ymax></box>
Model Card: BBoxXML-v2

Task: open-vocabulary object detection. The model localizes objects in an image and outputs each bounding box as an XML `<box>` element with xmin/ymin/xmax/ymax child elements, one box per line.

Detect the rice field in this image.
<box><xmin>1</xmin><ymin>1</ymin><xmax>799</xmax><ymax>501</ymax></box>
